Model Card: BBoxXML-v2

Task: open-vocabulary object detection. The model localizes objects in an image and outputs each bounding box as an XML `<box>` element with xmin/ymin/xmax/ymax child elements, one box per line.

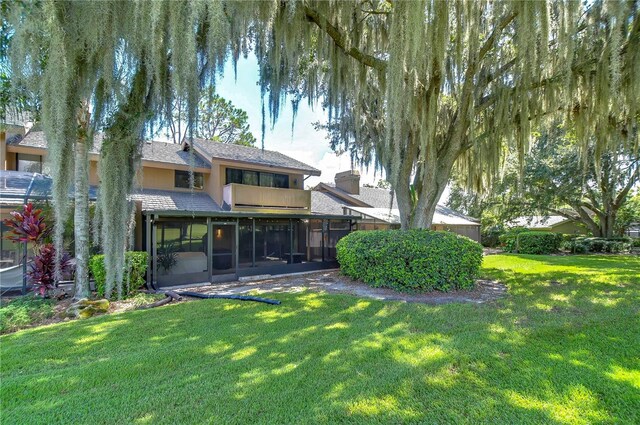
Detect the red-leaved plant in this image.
<box><xmin>28</xmin><ymin>244</ymin><xmax>72</xmax><ymax>296</ymax></box>
<box><xmin>3</xmin><ymin>203</ymin><xmax>51</xmax><ymax>244</ymax></box>
<box><xmin>3</xmin><ymin>203</ymin><xmax>71</xmax><ymax>296</ymax></box>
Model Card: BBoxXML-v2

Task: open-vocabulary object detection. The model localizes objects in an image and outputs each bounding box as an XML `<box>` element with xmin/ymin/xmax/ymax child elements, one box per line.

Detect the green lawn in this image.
<box><xmin>1</xmin><ymin>255</ymin><xmax>639</xmax><ymax>424</ymax></box>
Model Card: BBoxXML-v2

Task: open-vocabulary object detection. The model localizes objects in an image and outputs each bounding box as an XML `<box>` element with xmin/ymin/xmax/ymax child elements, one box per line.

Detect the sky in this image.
<box><xmin>213</xmin><ymin>54</ymin><xmax>385</xmax><ymax>188</ymax></box>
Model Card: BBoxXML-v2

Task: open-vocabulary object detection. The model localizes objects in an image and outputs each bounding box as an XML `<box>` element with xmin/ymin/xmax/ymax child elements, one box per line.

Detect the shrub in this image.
<box><xmin>499</xmin><ymin>227</ymin><xmax>528</xmax><ymax>252</ymax></box>
<box><xmin>89</xmin><ymin>252</ymin><xmax>148</xmax><ymax>298</ymax></box>
<box><xmin>336</xmin><ymin>230</ymin><xmax>483</xmax><ymax>292</ymax></box>
<box><xmin>0</xmin><ymin>295</ymin><xmax>56</xmax><ymax>334</ymax></box>
<box><xmin>481</xmin><ymin>226</ymin><xmax>503</xmax><ymax>248</ymax></box>
<box><xmin>561</xmin><ymin>237</ymin><xmax>632</xmax><ymax>254</ymax></box>
<box><xmin>632</xmin><ymin>239</ymin><xmax>640</xmax><ymax>248</ymax></box>
<box><xmin>516</xmin><ymin>232</ymin><xmax>563</xmax><ymax>254</ymax></box>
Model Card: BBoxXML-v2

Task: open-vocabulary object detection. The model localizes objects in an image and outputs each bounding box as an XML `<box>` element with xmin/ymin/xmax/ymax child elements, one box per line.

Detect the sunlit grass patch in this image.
<box><xmin>1</xmin><ymin>255</ymin><xmax>638</xmax><ymax>424</ymax></box>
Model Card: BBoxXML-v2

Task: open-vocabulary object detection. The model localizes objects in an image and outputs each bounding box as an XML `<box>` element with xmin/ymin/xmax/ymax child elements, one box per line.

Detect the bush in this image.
<box><xmin>516</xmin><ymin>232</ymin><xmax>563</xmax><ymax>254</ymax></box>
<box><xmin>336</xmin><ymin>230</ymin><xmax>483</xmax><ymax>292</ymax></box>
<box><xmin>561</xmin><ymin>237</ymin><xmax>632</xmax><ymax>254</ymax></box>
<box><xmin>89</xmin><ymin>252</ymin><xmax>148</xmax><ymax>299</ymax></box>
<box><xmin>481</xmin><ymin>226</ymin><xmax>503</xmax><ymax>248</ymax></box>
<box><xmin>499</xmin><ymin>227</ymin><xmax>528</xmax><ymax>252</ymax></box>
<box><xmin>0</xmin><ymin>295</ymin><xmax>56</xmax><ymax>334</ymax></box>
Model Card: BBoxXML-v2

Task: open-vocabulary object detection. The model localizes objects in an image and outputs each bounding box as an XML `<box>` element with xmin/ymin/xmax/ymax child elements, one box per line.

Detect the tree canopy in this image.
<box><xmin>168</xmin><ymin>87</ymin><xmax>256</xmax><ymax>146</ymax></box>
<box><xmin>5</xmin><ymin>0</ymin><xmax>639</xmax><ymax>295</ymax></box>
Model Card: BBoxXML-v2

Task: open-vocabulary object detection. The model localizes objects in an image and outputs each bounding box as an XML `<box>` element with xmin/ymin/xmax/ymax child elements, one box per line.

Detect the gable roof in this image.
<box><xmin>508</xmin><ymin>215</ymin><xmax>570</xmax><ymax>229</ymax></box>
<box><xmin>316</xmin><ymin>183</ymin><xmax>398</xmax><ymax>209</ymax></box>
<box><xmin>190</xmin><ymin>138</ymin><xmax>321</xmax><ymax>176</ymax></box>
<box><xmin>313</xmin><ymin>183</ymin><xmax>479</xmax><ymax>225</ymax></box>
<box><xmin>311</xmin><ymin>191</ymin><xmax>348</xmax><ymax>215</ymax></box>
<box><xmin>10</xmin><ymin>131</ymin><xmax>209</xmax><ymax>170</ymax></box>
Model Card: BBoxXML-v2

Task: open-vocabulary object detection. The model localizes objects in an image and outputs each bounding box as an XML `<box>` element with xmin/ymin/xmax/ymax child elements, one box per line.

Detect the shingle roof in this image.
<box><xmin>192</xmin><ymin>138</ymin><xmax>321</xmax><ymax>176</ymax></box>
<box><xmin>130</xmin><ymin>189</ymin><xmax>221</xmax><ymax>212</ymax></box>
<box><xmin>508</xmin><ymin>215</ymin><xmax>569</xmax><ymax>229</ymax></box>
<box><xmin>319</xmin><ymin>183</ymin><xmax>399</xmax><ymax>209</ymax></box>
<box><xmin>11</xmin><ymin>131</ymin><xmax>210</xmax><ymax>169</ymax></box>
<box><xmin>311</xmin><ymin>191</ymin><xmax>347</xmax><ymax>215</ymax></box>
<box><xmin>314</xmin><ymin>183</ymin><xmax>479</xmax><ymax>224</ymax></box>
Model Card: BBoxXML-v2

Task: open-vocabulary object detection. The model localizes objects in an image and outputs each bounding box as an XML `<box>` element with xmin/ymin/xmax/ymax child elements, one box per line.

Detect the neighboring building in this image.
<box><xmin>1</xmin><ymin>129</ymin><xmax>356</xmax><ymax>287</ymax></box>
<box><xmin>312</xmin><ymin>170</ymin><xmax>481</xmax><ymax>242</ymax></box>
<box><xmin>507</xmin><ymin>215</ymin><xmax>587</xmax><ymax>234</ymax></box>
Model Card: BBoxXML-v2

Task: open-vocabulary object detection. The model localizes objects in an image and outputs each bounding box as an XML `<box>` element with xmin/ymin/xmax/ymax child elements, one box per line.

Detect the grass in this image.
<box><xmin>1</xmin><ymin>254</ymin><xmax>639</xmax><ymax>424</ymax></box>
<box><xmin>0</xmin><ymin>295</ymin><xmax>56</xmax><ymax>334</ymax></box>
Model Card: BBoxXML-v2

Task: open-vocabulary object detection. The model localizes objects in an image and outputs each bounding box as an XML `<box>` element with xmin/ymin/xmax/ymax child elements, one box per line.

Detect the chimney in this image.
<box><xmin>335</xmin><ymin>170</ymin><xmax>360</xmax><ymax>195</ymax></box>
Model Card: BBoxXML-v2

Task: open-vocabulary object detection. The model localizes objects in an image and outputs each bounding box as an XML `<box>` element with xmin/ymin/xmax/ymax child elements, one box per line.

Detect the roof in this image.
<box><xmin>313</xmin><ymin>183</ymin><xmax>479</xmax><ymax>225</ymax></box>
<box><xmin>130</xmin><ymin>189</ymin><xmax>222</xmax><ymax>212</ymax></box>
<box><xmin>191</xmin><ymin>138</ymin><xmax>321</xmax><ymax>176</ymax></box>
<box><xmin>311</xmin><ymin>191</ymin><xmax>348</xmax><ymax>215</ymax></box>
<box><xmin>10</xmin><ymin>131</ymin><xmax>211</xmax><ymax>169</ymax></box>
<box><xmin>508</xmin><ymin>215</ymin><xmax>569</xmax><ymax>229</ymax></box>
<box><xmin>345</xmin><ymin>206</ymin><xmax>480</xmax><ymax>226</ymax></box>
<box><xmin>318</xmin><ymin>183</ymin><xmax>398</xmax><ymax>209</ymax></box>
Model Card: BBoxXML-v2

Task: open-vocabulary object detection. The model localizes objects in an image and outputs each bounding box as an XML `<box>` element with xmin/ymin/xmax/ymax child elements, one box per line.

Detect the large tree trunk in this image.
<box><xmin>73</xmin><ymin>135</ymin><xmax>90</xmax><ymax>299</ymax></box>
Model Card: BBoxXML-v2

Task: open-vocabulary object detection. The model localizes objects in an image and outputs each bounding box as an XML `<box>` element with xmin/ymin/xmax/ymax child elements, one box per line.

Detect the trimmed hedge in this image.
<box><xmin>498</xmin><ymin>227</ymin><xmax>528</xmax><ymax>252</ymax></box>
<box><xmin>89</xmin><ymin>252</ymin><xmax>148</xmax><ymax>298</ymax></box>
<box><xmin>336</xmin><ymin>230</ymin><xmax>483</xmax><ymax>292</ymax></box>
<box><xmin>516</xmin><ymin>231</ymin><xmax>563</xmax><ymax>254</ymax></box>
<box><xmin>562</xmin><ymin>237</ymin><xmax>632</xmax><ymax>254</ymax></box>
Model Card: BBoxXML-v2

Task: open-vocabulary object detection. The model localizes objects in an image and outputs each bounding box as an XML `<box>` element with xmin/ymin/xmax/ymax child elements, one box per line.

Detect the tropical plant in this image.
<box><xmin>157</xmin><ymin>243</ymin><xmax>178</xmax><ymax>273</ymax></box>
<box><xmin>2</xmin><ymin>203</ymin><xmax>51</xmax><ymax>245</ymax></box>
<box><xmin>28</xmin><ymin>243</ymin><xmax>72</xmax><ymax>296</ymax></box>
<box><xmin>2</xmin><ymin>203</ymin><xmax>71</xmax><ymax>296</ymax></box>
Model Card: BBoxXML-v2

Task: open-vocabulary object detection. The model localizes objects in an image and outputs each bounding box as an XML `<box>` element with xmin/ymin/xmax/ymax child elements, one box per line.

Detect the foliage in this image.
<box><xmin>498</xmin><ymin>227</ymin><xmax>528</xmax><ymax>253</ymax></box>
<box><xmin>2</xmin><ymin>203</ymin><xmax>50</xmax><ymax>245</ymax></box>
<box><xmin>515</xmin><ymin>232</ymin><xmax>563</xmax><ymax>255</ymax></box>
<box><xmin>1</xmin><ymin>255</ymin><xmax>639</xmax><ymax>423</ymax></box>
<box><xmin>167</xmin><ymin>87</ymin><xmax>256</xmax><ymax>146</ymax></box>
<box><xmin>562</xmin><ymin>237</ymin><xmax>632</xmax><ymax>254</ymax></box>
<box><xmin>616</xmin><ymin>193</ymin><xmax>640</xmax><ymax>235</ymax></box>
<box><xmin>28</xmin><ymin>244</ymin><xmax>72</xmax><ymax>297</ymax></box>
<box><xmin>0</xmin><ymin>295</ymin><xmax>55</xmax><ymax>334</ymax></box>
<box><xmin>89</xmin><ymin>252</ymin><xmax>148</xmax><ymax>299</ymax></box>
<box><xmin>456</xmin><ymin>126</ymin><xmax>639</xmax><ymax>238</ymax></box>
<box><xmin>157</xmin><ymin>242</ymin><xmax>178</xmax><ymax>273</ymax></box>
<box><xmin>336</xmin><ymin>230</ymin><xmax>483</xmax><ymax>292</ymax></box>
<box><xmin>2</xmin><ymin>203</ymin><xmax>71</xmax><ymax>296</ymax></box>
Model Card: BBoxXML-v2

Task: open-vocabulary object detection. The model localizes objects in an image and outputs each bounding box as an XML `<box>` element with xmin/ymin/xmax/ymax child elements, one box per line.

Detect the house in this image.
<box><xmin>312</xmin><ymin>170</ymin><xmax>481</xmax><ymax>241</ymax></box>
<box><xmin>508</xmin><ymin>215</ymin><xmax>587</xmax><ymax>235</ymax></box>
<box><xmin>1</xmin><ymin>129</ymin><xmax>356</xmax><ymax>287</ymax></box>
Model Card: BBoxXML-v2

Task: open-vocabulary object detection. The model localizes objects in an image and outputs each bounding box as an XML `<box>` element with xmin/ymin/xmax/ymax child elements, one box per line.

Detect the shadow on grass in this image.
<box><xmin>1</xmin><ymin>255</ymin><xmax>639</xmax><ymax>424</ymax></box>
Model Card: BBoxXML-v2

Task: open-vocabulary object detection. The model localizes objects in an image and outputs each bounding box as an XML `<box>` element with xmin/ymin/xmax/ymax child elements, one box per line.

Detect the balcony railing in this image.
<box><xmin>223</xmin><ymin>183</ymin><xmax>311</xmax><ymax>213</ymax></box>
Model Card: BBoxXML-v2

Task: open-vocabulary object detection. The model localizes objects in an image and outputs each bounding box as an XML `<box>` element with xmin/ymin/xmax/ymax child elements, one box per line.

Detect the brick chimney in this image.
<box><xmin>335</xmin><ymin>170</ymin><xmax>360</xmax><ymax>195</ymax></box>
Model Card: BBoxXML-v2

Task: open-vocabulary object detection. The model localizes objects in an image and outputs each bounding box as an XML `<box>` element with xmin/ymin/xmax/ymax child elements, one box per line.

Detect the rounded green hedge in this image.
<box><xmin>516</xmin><ymin>231</ymin><xmax>563</xmax><ymax>254</ymax></box>
<box><xmin>336</xmin><ymin>230</ymin><xmax>483</xmax><ymax>292</ymax></box>
<box><xmin>89</xmin><ymin>251</ymin><xmax>148</xmax><ymax>299</ymax></box>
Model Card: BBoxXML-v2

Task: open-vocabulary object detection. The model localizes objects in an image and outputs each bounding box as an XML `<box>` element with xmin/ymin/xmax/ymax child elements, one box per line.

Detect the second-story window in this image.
<box><xmin>225</xmin><ymin>168</ymin><xmax>289</xmax><ymax>189</ymax></box>
<box><xmin>175</xmin><ymin>170</ymin><xmax>204</xmax><ymax>189</ymax></box>
<box><xmin>16</xmin><ymin>153</ymin><xmax>43</xmax><ymax>173</ymax></box>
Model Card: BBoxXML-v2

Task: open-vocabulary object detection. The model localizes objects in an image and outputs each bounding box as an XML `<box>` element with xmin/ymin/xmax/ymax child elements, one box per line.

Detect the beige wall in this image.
<box><xmin>549</xmin><ymin>221</ymin><xmax>587</xmax><ymax>235</ymax></box>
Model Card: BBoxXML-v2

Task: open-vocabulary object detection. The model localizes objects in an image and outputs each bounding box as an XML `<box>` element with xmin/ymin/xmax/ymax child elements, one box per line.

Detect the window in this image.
<box><xmin>174</xmin><ymin>170</ymin><xmax>204</xmax><ymax>189</ymax></box>
<box><xmin>225</xmin><ymin>167</ymin><xmax>289</xmax><ymax>189</ymax></box>
<box><xmin>16</xmin><ymin>153</ymin><xmax>42</xmax><ymax>173</ymax></box>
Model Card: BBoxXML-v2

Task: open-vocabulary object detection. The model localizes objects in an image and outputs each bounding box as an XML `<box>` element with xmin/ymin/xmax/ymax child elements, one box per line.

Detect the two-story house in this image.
<box><xmin>1</xmin><ymin>129</ymin><xmax>356</xmax><ymax>288</ymax></box>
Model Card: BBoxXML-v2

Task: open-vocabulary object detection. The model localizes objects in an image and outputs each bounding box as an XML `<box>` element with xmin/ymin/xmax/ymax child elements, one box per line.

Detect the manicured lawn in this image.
<box><xmin>1</xmin><ymin>255</ymin><xmax>638</xmax><ymax>424</ymax></box>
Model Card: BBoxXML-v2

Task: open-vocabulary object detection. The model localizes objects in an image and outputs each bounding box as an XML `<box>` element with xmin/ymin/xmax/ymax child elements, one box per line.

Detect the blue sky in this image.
<box><xmin>214</xmin><ymin>54</ymin><xmax>384</xmax><ymax>188</ymax></box>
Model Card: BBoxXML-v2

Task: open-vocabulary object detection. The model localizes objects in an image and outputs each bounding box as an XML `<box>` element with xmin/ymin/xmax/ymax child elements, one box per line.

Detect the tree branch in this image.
<box><xmin>303</xmin><ymin>5</ymin><xmax>387</xmax><ymax>71</ymax></box>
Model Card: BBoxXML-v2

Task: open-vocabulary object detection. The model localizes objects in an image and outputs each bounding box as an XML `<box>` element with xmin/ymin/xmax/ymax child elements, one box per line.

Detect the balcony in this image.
<box><xmin>223</xmin><ymin>183</ymin><xmax>311</xmax><ymax>214</ymax></box>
